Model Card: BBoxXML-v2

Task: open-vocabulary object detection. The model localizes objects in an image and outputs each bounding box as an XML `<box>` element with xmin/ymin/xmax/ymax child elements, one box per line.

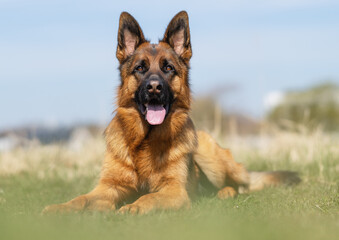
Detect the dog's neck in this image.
<box><xmin>113</xmin><ymin>105</ymin><xmax>191</xmax><ymax>149</ymax></box>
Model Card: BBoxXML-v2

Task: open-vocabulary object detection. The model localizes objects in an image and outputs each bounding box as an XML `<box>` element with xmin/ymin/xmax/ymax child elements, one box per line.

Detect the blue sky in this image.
<box><xmin>1</xmin><ymin>0</ymin><xmax>339</xmax><ymax>130</ymax></box>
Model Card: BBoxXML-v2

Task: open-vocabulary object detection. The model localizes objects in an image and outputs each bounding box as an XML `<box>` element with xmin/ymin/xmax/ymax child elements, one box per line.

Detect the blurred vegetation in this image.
<box><xmin>191</xmin><ymin>97</ymin><xmax>260</xmax><ymax>136</ymax></box>
<box><xmin>267</xmin><ymin>83</ymin><xmax>339</xmax><ymax>132</ymax></box>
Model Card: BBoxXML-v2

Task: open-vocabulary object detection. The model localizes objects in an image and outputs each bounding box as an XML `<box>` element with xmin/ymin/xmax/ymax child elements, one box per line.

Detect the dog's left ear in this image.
<box><xmin>161</xmin><ymin>11</ymin><xmax>192</xmax><ymax>64</ymax></box>
<box><xmin>116</xmin><ymin>12</ymin><xmax>146</xmax><ymax>63</ymax></box>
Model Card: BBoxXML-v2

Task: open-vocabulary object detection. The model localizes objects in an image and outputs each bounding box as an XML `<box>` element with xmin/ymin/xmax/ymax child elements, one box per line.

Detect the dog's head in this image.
<box><xmin>116</xmin><ymin>11</ymin><xmax>192</xmax><ymax>126</ymax></box>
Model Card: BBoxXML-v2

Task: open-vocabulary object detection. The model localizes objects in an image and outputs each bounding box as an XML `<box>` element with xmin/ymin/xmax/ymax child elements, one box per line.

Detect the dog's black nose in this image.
<box><xmin>146</xmin><ymin>80</ymin><xmax>163</xmax><ymax>94</ymax></box>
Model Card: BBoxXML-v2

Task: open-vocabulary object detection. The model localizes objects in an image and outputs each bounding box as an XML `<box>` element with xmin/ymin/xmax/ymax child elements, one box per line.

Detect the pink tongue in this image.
<box><xmin>146</xmin><ymin>104</ymin><xmax>166</xmax><ymax>125</ymax></box>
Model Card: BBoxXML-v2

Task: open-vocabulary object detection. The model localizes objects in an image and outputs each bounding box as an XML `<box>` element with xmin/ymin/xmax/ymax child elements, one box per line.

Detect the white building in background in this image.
<box><xmin>67</xmin><ymin>127</ymin><xmax>94</xmax><ymax>151</ymax></box>
<box><xmin>0</xmin><ymin>134</ymin><xmax>29</xmax><ymax>152</ymax></box>
<box><xmin>263</xmin><ymin>91</ymin><xmax>285</xmax><ymax>111</ymax></box>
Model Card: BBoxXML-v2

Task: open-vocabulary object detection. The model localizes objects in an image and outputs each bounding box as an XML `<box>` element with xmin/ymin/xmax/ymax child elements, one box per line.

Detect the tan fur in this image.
<box><xmin>42</xmin><ymin>11</ymin><xmax>300</xmax><ymax>215</ymax></box>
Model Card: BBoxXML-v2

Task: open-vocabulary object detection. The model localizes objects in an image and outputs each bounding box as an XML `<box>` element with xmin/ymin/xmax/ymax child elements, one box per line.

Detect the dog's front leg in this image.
<box><xmin>42</xmin><ymin>151</ymin><xmax>137</xmax><ymax>214</ymax></box>
<box><xmin>42</xmin><ymin>182</ymin><xmax>133</xmax><ymax>214</ymax></box>
<box><xmin>118</xmin><ymin>182</ymin><xmax>190</xmax><ymax>215</ymax></box>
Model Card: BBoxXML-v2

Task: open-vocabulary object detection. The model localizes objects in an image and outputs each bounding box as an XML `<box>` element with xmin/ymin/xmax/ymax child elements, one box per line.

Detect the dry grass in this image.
<box><xmin>0</xmin><ymin>134</ymin><xmax>105</xmax><ymax>178</ymax></box>
<box><xmin>1</xmin><ymin>126</ymin><xmax>338</xmax><ymax>182</ymax></box>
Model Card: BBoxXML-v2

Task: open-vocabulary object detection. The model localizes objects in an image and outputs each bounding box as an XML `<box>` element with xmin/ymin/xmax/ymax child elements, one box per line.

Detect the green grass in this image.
<box><xmin>1</xmin><ymin>169</ymin><xmax>338</xmax><ymax>240</ymax></box>
<box><xmin>0</xmin><ymin>132</ymin><xmax>338</xmax><ymax>240</ymax></box>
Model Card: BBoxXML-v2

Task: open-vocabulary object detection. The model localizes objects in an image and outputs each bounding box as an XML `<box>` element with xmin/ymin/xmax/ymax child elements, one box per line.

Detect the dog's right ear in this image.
<box><xmin>116</xmin><ymin>12</ymin><xmax>146</xmax><ymax>63</ymax></box>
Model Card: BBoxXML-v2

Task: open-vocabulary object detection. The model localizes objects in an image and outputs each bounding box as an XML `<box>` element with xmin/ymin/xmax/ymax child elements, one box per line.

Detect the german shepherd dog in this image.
<box><xmin>43</xmin><ymin>11</ymin><xmax>300</xmax><ymax>215</ymax></box>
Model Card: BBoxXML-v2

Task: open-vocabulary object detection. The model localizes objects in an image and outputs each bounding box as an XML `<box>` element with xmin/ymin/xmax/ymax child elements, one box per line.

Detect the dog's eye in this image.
<box><xmin>135</xmin><ymin>66</ymin><xmax>144</xmax><ymax>72</ymax></box>
<box><xmin>164</xmin><ymin>65</ymin><xmax>174</xmax><ymax>72</ymax></box>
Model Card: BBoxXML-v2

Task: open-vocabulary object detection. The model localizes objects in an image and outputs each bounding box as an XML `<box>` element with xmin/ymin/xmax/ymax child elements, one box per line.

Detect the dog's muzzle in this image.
<box><xmin>135</xmin><ymin>76</ymin><xmax>173</xmax><ymax>125</ymax></box>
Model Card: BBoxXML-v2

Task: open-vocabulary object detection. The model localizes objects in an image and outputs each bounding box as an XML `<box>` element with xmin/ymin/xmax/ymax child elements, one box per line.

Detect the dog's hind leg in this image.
<box><xmin>193</xmin><ymin>131</ymin><xmax>250</xmax><ymax>198</ymax></box>
<box><xmin>217</xmin><ymin>186</ymin><xmax>238</xmax><ymax>199</ymax></box>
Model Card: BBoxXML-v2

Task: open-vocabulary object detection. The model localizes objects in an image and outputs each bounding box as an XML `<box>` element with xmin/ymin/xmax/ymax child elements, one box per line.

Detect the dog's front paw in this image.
<box><xmin>41</xmin><ymin>204</ymin><xmax>68</xmax><ymax>215</ymax></box>
<box><xmin>118</xmin><ymin>202</ymin><xmax>153</xmax><ymax>215</ymax></box>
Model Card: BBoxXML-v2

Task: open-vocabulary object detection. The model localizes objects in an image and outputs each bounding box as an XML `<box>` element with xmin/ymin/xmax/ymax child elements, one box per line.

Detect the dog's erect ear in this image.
<box><xmin>162</xmin><ymin>11</ymin><xmax>192</xmax><ymax>64</ymax></box>
<box><xmin>116</xmin><ymin>12</ymin><xmax>146</xmax><ymax>63</ymax></box>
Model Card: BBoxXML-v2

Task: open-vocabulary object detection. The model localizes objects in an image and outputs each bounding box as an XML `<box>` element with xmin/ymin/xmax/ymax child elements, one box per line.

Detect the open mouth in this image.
<box><xmin>139</xmin><ymin>101</ymin><xmax>170</xmax><ymax>125</ymax></box>
<box><xmin>135</xmin><ymin>79</ymin><xmax>173</xmax><ymax>126</ymax></box>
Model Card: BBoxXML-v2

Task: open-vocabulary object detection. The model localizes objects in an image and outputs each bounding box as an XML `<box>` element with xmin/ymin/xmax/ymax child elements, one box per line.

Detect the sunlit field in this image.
<box><xmin>0</xmin><ymin>128</ymin><xmax>338</xmax><ymax>240</ymax></box>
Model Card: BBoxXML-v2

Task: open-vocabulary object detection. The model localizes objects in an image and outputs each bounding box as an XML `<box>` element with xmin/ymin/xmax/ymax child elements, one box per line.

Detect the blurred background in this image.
<box><xmin>1</xmin><ymin>0</ymin><xmax>339</xmax><ymax>150</ymax></box>
<box><xmin>1</xmin><ymin>3</ymin><xmax>339</xmax><ymax>238</ymax></box>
